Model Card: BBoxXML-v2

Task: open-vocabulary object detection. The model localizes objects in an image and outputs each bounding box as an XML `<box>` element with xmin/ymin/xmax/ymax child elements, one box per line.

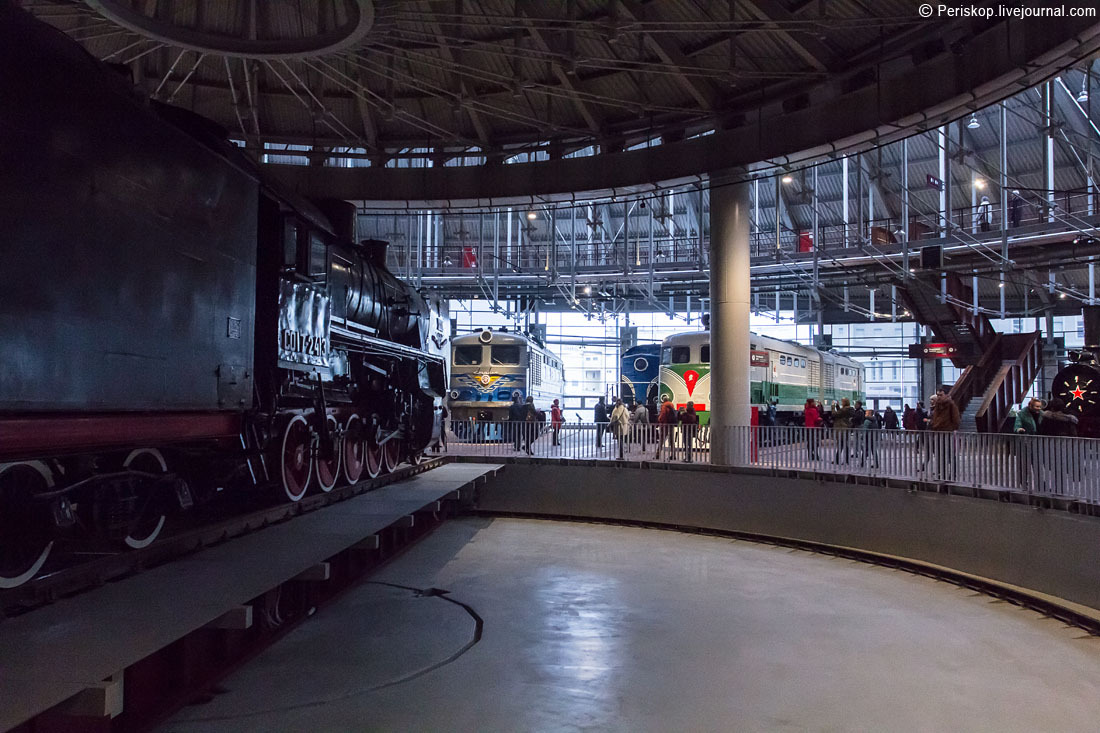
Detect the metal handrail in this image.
<box><xmin>713</xmin><ymin>425</ymin><xmax>1098</xmax><ymax>501</ymax></box>
<box><xmin>443</xmin><ymin>420</ymin><xmax>1098</xmax><ymax>501</ymax></box>
<box><xmin>975</xmin><ymin>332</ymin><xmax>1043</xmax><ymax>432</ymax></box>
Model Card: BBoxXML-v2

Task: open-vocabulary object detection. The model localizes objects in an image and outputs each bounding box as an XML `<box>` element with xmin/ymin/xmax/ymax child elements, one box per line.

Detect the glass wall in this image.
<box><xmin>451</xmin><ymin>299</ymin><xmax>1085</xmax><ymax>414</ymax></box>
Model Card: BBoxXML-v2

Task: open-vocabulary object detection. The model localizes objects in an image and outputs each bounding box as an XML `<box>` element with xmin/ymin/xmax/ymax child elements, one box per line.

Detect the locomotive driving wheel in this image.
<box><xmin>383</xmin><ymin>439</ymin><xmax>402</xmax><ymax>473</ymax></box>
<box><xmin>365</xmin><ymin>442</ymin><xmax>383</xmax><ymax>479</ymax></box>
<box><xmin>314</xmin><ymin>414</ymin><xmax>342</xmax><ymax>493</ymax></box>
<box><xmin>0</xmin><ymin>462</ymin><xmax>55</xmax><ymax>589</ymax></box>
<box><xmin>342</xmin><ymin>414</ymin><xmax>366</xmax><ymax>484</ymax></box>
<box><xmin>121</xmin><ymin>448</ymin><xmax>169</xmax><ymax>549</ymax></box>
<box><xmin>279</xmin><ymin>415</ymin><xmax>313</xmax><ymax>502</ymax></box>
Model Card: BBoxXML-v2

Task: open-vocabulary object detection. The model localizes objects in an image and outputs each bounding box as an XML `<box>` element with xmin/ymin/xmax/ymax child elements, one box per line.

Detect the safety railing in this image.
<box><xmin>387</xmin><ymin>235</ymin><xmax>709</xmax><ymax>274</ymax></box>
<box><xmin>750</xmin><ymin>188</ymin><xmax>1098</xmax><ymax>257</ymax></box>
<box><xmin>974</xmin><ymin>332</ymin><xmax>1044</xmax><ymax>433</ymax></box>
<box><xmin>367</xmin><ymin>188</ymin><xmax>1098</xmax><ymax>280</ymax></box>
<box><xmin>445</xmin><ymin>420</ymin><xmax>710</xmax><ymax>463</ymax></box>
<box><xmin>713</xmin><ymin>426</ymin><xmax>1100</xmax><ymax>501</ymax></box>
<box><xmin>442</xmin><ymin>421</ymin><xmax>1100</xmax><ymax>502</ymax></box>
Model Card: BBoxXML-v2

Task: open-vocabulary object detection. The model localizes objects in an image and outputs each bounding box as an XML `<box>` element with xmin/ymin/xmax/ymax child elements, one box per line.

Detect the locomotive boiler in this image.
<box><xmin>0</xmin><ymin>3</ymin><xmax>443</xmax><ymax>588</ymax></box>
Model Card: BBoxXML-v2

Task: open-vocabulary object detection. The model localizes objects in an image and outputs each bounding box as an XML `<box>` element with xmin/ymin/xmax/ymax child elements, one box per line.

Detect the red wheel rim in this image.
<box><xmin>281</xmin><ymin>415</ymin><xmax>312</xmax><ymax>502</ymax></box>
<box><xmin>365</xmin><ymin>442</ymin><xmax>383</xmax><ymax>478</ymax></box>
<box><xmin>343</xmin><ymin>415</ymin><xmax>365</xmax><ymax>484</ymax></box>
<box><xmin>383</xmin><ymin>439</ymin><xmax>401</xmax><ymax>473</ymax></box>
<box><xmin>315</xmin><ymin>415</ymin><xmax>341</xmax><ymax>492</ymax></box>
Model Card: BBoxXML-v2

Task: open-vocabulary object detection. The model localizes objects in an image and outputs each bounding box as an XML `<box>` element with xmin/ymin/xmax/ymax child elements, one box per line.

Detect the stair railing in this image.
<box><xmin>974</xmin><ymin>332</ymin><xmax>1043</xmax><ymax>433</ymax></box>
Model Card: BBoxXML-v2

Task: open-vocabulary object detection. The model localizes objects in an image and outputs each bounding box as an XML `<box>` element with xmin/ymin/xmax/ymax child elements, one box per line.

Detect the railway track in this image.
<box><xmin>0</xmin><ymin>456</ymin><xmax>449</xmax><ymax>619</ymax></box>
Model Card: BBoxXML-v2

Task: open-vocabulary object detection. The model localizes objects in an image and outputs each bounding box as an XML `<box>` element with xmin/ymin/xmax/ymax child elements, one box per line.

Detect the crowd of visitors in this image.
<box><xmin>439</xmin><ymin>384</ymin><xmax>1071</xmax><ymax>472</ymax></box>
<box><xmin>793</xmin><ymin>387</ymin><xmax>969</xmax><ymax>470</ymax></box>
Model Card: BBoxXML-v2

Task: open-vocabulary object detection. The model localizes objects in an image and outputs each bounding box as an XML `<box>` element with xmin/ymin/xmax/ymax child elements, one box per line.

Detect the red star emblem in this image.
<box><xmin>1071</xmin><ymin>386</ymin><xmax>1086</xmax><ymax>400</ymax></box>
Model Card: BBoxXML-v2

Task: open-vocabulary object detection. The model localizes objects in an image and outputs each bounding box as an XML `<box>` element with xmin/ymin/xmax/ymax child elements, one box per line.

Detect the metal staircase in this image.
<box><xmin>898</xmin><ymin>273</ymin><xmax>1042</xmax><ymax>432</ymax></box>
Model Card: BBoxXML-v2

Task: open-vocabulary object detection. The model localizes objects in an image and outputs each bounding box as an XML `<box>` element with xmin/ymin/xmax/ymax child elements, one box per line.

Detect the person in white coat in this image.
<box><xmin>977</xmin><ymin>195</ymin><xmax>992</xmax><ymax>232</ymax></box>
<box><xmin>609</xmin><ymin>398</ymin><xmax>631</xmax><ymax>459</ymax></box>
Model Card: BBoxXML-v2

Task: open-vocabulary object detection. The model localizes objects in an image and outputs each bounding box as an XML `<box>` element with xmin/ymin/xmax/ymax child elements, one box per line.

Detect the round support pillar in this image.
<box><xmin>709</xmin><ymin>172</ymin><xmax>752</xmax><ymax>465</ymax></box>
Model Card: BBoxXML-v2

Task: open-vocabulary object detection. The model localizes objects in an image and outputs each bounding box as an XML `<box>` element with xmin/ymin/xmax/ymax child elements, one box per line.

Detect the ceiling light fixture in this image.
<box><xmin>781</xmin><ymin>175</ymin><xmax>794</xmax><ymax>184</ymax></box>
<box><xmin>967</xmin><ymin>113</ymin><xmax>980</xmax><ymax>129</ymax></box>
<box><xmin>1078</xmin><ymin>76</ymin><xmax>1089</xmax><ymax>104</ymax></box>
<box><xmin>526</xmin><ymin>211</ymin><xmax>537</xmax><ymax>220</ymax></box>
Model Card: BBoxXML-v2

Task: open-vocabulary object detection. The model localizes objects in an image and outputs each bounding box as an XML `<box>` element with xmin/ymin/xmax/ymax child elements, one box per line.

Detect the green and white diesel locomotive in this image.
<box><xmin>658</xmin><ymin>330</ymin><xmax>864</xmax><ymax>425</ymax></box>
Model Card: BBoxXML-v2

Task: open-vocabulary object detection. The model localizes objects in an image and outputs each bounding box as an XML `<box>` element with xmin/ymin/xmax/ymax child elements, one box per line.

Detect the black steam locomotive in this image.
<box><xmin>1050</xmin><ymin>307</ymin><xmax>1100</xmax><ymax>438</ymax></box>
<box><xmin>0</xmin><ymin>4</ymin><xmax>444</xmax><ymax>587</ymax></box>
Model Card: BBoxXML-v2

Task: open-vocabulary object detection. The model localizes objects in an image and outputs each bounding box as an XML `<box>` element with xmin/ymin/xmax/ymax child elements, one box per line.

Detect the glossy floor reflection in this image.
<box><xmin>162</xmin><ymin>518</ymin><xmax>1100</xmax><ymax>732</ymax></box>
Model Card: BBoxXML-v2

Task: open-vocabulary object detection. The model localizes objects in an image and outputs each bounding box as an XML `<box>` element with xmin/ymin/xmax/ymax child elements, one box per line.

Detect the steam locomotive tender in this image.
<box><xmin>0</xmin><ymin>4</ymin><xmax>444</xmax><ymax>588</ymax></box>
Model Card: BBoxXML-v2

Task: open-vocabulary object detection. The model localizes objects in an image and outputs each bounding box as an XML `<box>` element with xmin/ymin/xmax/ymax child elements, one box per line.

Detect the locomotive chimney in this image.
<box><xmin>359</xmin><ymin>239</ymin><xmax>389</xmax><ymax>267</ymax></box>
<box><xmin>314</xmin><ymin>198</ymin><xmax>358</xmax><ymax>242</ymax></box>
<box><xmin>1084</xmin><ymin>305</ymin><xmax>1100</xmax><ymax>350</ymax></box>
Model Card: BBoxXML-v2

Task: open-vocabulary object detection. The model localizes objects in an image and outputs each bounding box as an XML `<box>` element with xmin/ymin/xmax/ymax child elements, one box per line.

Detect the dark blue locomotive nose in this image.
<box><xmin>621</xmin><ymin>344</ymin><xmax>661</xmax><ymax>405</ymax></box>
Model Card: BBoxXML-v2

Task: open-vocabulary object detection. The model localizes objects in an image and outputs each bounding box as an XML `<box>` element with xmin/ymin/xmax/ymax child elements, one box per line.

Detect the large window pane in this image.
<box><xmin>491</xmin><ymin>345</ymin><xmax>521</xmax><ymax>365</ymax></box>
<box><xmin>454</xmin><ymin>346</ymin><xmax>483</xmax><ymax>365</ymax></box>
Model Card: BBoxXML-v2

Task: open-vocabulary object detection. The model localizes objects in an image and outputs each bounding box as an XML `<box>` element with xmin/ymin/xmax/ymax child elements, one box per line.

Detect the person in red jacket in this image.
<box><xmin>655</xmin><ymin>396</ymin><xmax>678</xmax><ymax>461</ymax></box>
<box><xmin>550</xmin><ymin>399</ymin><xmax>563</xmax><ymax>446</ymax></box>
<box><xmin>803</xmin><ymin>398</ymin><xmax>822</xmax><ymax>460</ymax></box>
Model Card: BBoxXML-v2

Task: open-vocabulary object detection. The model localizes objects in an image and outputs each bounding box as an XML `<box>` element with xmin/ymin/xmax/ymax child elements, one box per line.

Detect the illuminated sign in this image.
<box><xmin>908</xmin><ymin>342</ymin><xmax>959</xmax><ymax>359</ymax></box>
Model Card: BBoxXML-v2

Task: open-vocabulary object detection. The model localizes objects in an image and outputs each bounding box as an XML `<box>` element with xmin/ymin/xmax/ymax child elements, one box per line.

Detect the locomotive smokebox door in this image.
<box><xmin>277</xmin><ymin>279</ymin><xmax>333</xmax><ymax>375</ymax></box>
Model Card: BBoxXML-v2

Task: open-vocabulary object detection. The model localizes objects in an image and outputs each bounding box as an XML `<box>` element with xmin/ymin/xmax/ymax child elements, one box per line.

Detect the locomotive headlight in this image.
<box><xmin>449</xmin><ymin>390</ymin><xmax>460</xmax><ymax>400</ymax></box>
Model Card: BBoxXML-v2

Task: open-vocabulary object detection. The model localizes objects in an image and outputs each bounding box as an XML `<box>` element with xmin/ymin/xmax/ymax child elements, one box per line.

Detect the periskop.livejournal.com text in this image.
<box><xmin>918</xmin><ymin>4</ymin><xmax>1097</xmax><ymax>19</ymax></box>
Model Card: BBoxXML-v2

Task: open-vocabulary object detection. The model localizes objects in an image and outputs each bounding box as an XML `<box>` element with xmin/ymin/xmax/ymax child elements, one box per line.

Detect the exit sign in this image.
<box><xmin>926</xmin><ymin>174</ymin><xmax>944</xmax><ymax>192</ymax></box>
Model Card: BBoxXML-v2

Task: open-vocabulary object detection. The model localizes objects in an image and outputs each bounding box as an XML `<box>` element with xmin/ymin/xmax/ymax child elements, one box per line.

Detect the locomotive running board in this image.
<box><xmin>330</xmin><ymin>325</ymin><xmax>442</xmax><ymax>362</ymax></box>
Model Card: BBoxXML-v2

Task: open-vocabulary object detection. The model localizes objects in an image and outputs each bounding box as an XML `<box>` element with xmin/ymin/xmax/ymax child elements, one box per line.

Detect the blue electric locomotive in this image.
<box><xmin>448</xmin><ymin>329</ymin><xmax>564</xmax><ymax>439</ymax></box>
<box><xmin>620</xmin><ymin>344</ymin><xmax>661</xmax><ymax>407</ymax></box>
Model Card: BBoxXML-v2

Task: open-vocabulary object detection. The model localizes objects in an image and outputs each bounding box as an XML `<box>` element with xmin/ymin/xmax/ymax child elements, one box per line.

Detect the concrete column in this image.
<box><xmin>919</xmin><ymin>326</ymin><xmax>938</xmax><ymax>400</ymax></box>
<box><xmin>709</xmin><ymin>172</ymin><xmax>752</xmax><ymax>465</ymax></box>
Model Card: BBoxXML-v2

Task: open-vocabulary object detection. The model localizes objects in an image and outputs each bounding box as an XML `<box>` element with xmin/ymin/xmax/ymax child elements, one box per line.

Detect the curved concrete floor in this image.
<box><xmin>163</xmin><ymin>518</ymin><xmax>1100</xmax><ymax>732</ymax></box>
